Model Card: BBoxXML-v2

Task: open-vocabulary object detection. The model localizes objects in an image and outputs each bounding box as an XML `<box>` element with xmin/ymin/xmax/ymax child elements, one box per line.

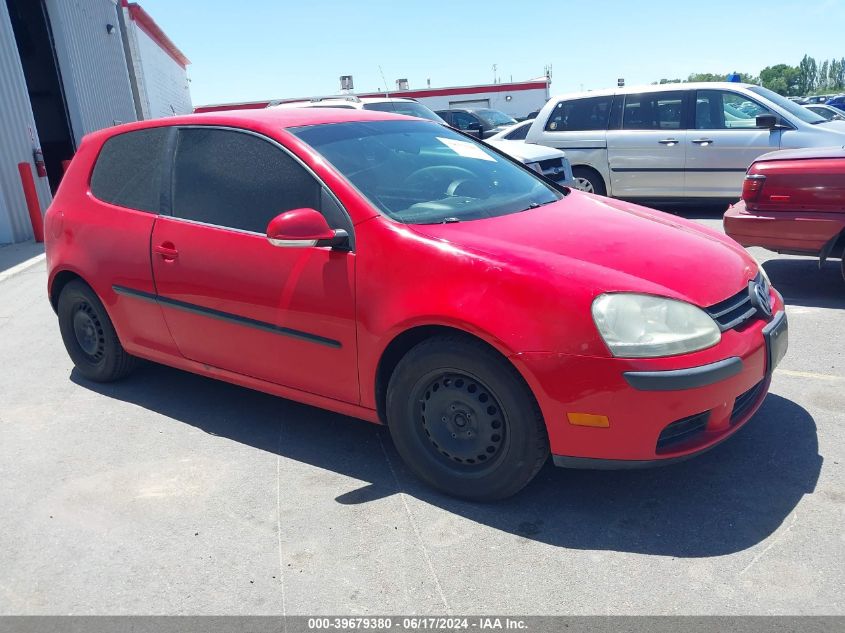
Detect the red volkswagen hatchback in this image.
<box><xmin>45</xmin><ymin>108</ymin><xmax>788</xmax><ymax>500</ymax></box>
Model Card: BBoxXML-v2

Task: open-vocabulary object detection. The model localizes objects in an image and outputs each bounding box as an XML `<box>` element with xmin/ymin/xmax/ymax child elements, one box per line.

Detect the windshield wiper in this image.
<box><xmin>520</xmin><ymin>200</ymin><xmax>557</xmax><ymax>212</ymax></box>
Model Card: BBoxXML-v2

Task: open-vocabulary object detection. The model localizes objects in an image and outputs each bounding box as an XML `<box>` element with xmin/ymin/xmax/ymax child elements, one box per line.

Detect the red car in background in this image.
<box><xmin>724</xmin><ymin>146</ymin><xmax>845</xmax><ymax>280</ymax></box>
<box><xmin>46</xmin><ymin>108</ymin><xmax>787</xmax><ymax>500</ymax></box>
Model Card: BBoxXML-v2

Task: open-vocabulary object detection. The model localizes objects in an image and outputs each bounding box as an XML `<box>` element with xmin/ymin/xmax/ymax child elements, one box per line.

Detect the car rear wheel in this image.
<box><xmin>572</xmin><ymin>167</ymin><xmax>606</xmax><ymax>196</ymax></box>
<box><xmin>386</xmin><ymin>336</ymin><xmax>549</xmax><ymax>501</ymax></box>
<box><xmin>57</xmin><ymin>280</ymin><xmax>137</xmax><ymax>382</ymax></box>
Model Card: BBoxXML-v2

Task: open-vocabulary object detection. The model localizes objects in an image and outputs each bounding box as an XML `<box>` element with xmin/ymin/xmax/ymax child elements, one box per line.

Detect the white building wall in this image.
<box><xmin>0</xmin><ymin>0</ymin><xmax>52</xmax><ymax>244</ymax></box>
<box><xmin>411</xmin><ymin>88</ymin><xmax>549</xmax><ymax>119</ymax></box>
<box><xmin>45</xmin><ymin>0</ymin><xmax>137</xmax><ymax>146</ymax></box>
<box><xmin>126</xmin><ymin>19</ymin><xmax>192</xmax><ymax>118</ymax></box>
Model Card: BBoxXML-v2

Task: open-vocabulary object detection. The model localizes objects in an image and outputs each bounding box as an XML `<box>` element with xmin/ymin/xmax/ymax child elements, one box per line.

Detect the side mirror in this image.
<box><xmin>266</xmin><ymin>208</ymin><xmax>348</xmax><ymax>249</ymax></box>
<box><xmin>755</xmin><ymin>114</ymin><xmax>778</xmax><ymax>129</ymax></box>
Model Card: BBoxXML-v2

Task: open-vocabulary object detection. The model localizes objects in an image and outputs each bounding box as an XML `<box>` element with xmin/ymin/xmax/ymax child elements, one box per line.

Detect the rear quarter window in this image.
<box><xmin>544</xmin><ymin>96</ymin><xmax>613</xmax><ymax>132</ymax></box>
<box><xmin>90</xmin><ymin>127</ymin><xmax>170</xmax><ymax>212</ymax></box>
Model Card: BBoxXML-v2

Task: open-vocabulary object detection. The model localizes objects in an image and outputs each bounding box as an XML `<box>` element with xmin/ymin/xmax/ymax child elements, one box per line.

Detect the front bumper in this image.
<box><xmin>511</xmin><ymin>294</ymin><xmax>787</xmax><ymax>466</ymax></box>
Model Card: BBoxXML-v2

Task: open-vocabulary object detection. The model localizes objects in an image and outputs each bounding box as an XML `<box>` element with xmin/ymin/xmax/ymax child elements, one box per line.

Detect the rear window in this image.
<box><xmin>544</xmin><ymin>96</ymin><xmax>612</xmax><ymax>131</ymax></box>
<box><xmin>90</xmin><ymin>127</ymin><xmax>169</xmax><ymax>212</ymax></box>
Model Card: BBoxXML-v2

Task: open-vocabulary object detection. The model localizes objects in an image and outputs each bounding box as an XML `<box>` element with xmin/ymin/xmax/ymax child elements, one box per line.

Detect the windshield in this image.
<box><xmin>476</xmin><ymin>109</ymin><xmax>517</xmax><ymax>127</ymax></box>
<box><xmin>291</xmin><ymin>120</ymin><xmax>562</xmax><ymax>225</ymax></box>
<box><xmin>362</xmin><ymin>101</ymin><xmax>447</xmax><ymax>124</ymax></box>
<box><xmin>748</xmin><ymin>86</ymin><xmax>826</xmax><ymax>124</ymax></box>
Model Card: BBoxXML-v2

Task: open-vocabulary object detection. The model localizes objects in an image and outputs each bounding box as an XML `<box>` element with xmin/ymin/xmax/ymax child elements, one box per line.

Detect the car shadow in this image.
<box><xmin>72</xmin><ymin>362</ymin><xmax>822</xmax><ymax>559</ymax></box>
<box><xmin>762</xmin><ymin>258</ymin><xmax>845</xmax><ymax>309</ymax></box>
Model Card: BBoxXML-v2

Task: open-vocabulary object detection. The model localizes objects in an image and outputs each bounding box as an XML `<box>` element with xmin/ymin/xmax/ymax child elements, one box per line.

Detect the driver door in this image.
<box><xmin>151</xmin><ymin>126</ymin><xmax>359</xmax><ymax>403</ymax></box>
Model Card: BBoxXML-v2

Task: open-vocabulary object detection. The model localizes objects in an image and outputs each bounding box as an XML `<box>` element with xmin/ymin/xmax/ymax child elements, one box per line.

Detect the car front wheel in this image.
<box><xmin>386</xmin><ymin>336</ymin><xmax>549</xmax><ymax>501</ymax></box>
<box><xmin>57</xmin><ymin>280</ymin><xmax>137</xmax><ymax>382</ymax></box>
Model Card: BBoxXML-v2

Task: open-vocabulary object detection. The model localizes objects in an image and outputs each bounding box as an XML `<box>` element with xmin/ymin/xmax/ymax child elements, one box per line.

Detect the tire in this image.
<box><xmin>57</xmin><ymin>279</ymin><xmax>137</xmax><ymax>382</ymax></box>
<box><xmin>386</xmin><ymin>335</ymin><xmax>549</xmax><ymax>501</ymax></box>
<box><xmin>572</xmin><ymin>167</ymin><xmax>607</xmax><ymax>196</ymax></box>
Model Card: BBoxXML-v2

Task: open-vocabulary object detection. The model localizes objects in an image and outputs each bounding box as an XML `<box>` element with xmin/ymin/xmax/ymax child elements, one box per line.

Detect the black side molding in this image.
<box><xmin>112</xmin><ymin>285</ymin><xmax>342</xmax><ymax>349</ymax></box>
<box><xmin>623</xmin><ymin>357</ymin><xmax>743</xmax><ymax>392</ymax></box>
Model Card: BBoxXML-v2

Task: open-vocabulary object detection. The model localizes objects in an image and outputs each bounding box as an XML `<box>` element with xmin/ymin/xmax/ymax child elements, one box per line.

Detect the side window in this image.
<box><xmin>622</xmin><ymin>92</ymin><xmax>686</xmax><ymax>130</ymax></box>
<box><xmin>504</xmin><ymin>122</ymin><xmax>530</xmax><ymax>140</ymax></box>
<box><xmin>695</xmin><ymin>90</ymin><xmax>772</xmax><ymax>129</ymax></box>
<box><xmin>90</xmin><ymin>127</ymin><xmax>169</xmax><ymax>212</ymax></box>
<box><xmin>451</xmin><ymin>112</ymin><xmax>476</xmax><ymax>130</ymax></box>
<box><xmin>171</xmin><ymin>128</ymin><xmax>321</xmax><ymax>234</ymax></box>
<box><xmin>544</xmin><ymin>96</ymin><xmax>612</xmax><ymax>131</ymax></box>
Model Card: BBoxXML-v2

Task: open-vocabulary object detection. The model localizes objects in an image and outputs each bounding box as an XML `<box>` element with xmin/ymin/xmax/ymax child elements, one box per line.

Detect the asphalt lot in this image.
<box><xmin>0</xmin><ymin>207</ymin><xmax>843</xmax><ymax>615</ymax></box>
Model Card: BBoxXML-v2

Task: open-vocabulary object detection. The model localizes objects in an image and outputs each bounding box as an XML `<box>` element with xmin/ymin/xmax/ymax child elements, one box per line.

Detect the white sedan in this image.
<box><xmin>486</xmin><ymin>121</ymin><xmax>575</xmax><ymax>187</ymax></box>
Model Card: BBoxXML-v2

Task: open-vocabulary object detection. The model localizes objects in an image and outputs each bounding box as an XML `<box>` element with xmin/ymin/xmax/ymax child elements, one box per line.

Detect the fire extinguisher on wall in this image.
<box><xmin>33</xmin><ymin>147</ymin><xmax>47</xmax><ymax>178</ymax></box>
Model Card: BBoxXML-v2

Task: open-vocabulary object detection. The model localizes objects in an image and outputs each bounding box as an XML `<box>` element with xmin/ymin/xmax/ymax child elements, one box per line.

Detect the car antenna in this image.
<box><xmin>378</xmin><ymin>65</ymin><xmax>390</xmax><ymax>99</ymax></box>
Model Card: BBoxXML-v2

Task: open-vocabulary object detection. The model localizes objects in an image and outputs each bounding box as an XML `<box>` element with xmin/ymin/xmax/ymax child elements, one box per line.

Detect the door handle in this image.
<box><xmin>658</xmin><ymin>139</ymin><xmax>679</xmax><ymax>145</ymax></box>
<box><xmin>154</xmin><ymin>243</ymin><xmax>178</xmax><ymax>260</ymax></box>
<box><xmin>691</xmin><ymin>138</ymin><xmax>714</xmax><ymax>145</ymax></box>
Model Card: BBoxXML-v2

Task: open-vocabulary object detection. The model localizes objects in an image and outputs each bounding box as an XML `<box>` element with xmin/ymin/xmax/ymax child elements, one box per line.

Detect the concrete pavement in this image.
<box><xmin>0</xmin><ymin>215</ymin><xmax>842</xmax><ymax>615</ymax></box>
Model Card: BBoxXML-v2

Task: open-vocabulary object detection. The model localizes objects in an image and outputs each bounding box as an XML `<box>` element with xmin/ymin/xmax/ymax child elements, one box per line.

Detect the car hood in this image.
<box><xmin>487</xmin><ymin>140</ymin><xmax>566</xmax><ymax>163</ymax></box>
<box><xmin>410</xmin><ymin>192</ymin><xmax>757</xmax><ymax>308</ymax></box>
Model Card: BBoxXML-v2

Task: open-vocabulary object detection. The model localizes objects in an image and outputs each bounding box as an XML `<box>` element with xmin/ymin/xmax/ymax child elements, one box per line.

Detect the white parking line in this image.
<box><xmin>776</xmin><ymin>368</ymin><xmax>845</xmax><ymax>382</ymax></box>
<box><xmin>0</xmin><ymin>253</ymin><xmax>46</xmax><ymax>283</ymax></box>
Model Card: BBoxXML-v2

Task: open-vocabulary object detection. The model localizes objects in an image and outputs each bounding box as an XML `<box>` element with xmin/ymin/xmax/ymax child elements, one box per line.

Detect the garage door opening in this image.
<box><xmin>5</xmin><ymin>0</ymin><xmax>75</xmax><ymax>193</ymax></box>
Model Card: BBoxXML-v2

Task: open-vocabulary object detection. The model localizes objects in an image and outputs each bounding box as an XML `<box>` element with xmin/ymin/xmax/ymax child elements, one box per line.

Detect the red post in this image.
<box><xmin>17</xmin><ymin>162</ymin><xmax>44</xmax><ymax>243</ymax></box>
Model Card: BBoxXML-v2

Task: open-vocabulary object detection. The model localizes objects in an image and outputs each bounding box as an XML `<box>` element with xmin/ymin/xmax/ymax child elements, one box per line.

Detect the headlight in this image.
<box><xmin>592</xmin><ymin>293</ymin><xmax>721</xmax><ymax>358</ymax></box>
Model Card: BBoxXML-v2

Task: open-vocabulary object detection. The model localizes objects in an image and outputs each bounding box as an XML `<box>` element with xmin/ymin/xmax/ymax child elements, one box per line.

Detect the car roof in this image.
<box><xmin>547</xmin><ymin>82</ymin><xmax>760</xmax><ymax>102</ymax></box>
<box><xmin>85</xmin><ymin>107</ymin><xmax>416</xmax><ymax>143</ymax></box>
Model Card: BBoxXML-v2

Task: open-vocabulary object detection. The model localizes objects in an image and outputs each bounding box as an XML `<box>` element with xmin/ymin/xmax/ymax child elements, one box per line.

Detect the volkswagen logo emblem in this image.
<box><xmin>749</xmin><ymin>277</ymin><xmax>773</xmax><ymax>319</ymax></box>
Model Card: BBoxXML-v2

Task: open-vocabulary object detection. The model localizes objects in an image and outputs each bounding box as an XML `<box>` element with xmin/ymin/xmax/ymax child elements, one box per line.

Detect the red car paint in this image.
<box><xmin>724</xmin><ymin>146</ymin><xmax>845</xmax><ymax>258</ymax></box>
<box><xmin>46</xmin><ymin>108</ymin><xmax>785</xmax><ymax>465</ymax></box>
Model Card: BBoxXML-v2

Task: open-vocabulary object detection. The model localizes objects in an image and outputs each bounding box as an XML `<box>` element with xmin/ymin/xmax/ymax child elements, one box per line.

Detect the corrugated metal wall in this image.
<box><xmin>0</xmin><ymin>0</ymin><xmax>52</xmax><ymax>244</ymax></box>
<box><xmin>45</xmin><ymin>0</ymin><xmax>137</xmax><ymax>146</ymax></box>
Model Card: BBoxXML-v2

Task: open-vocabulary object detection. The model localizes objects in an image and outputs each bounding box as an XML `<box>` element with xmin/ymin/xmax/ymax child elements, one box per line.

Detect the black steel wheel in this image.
<box><xmin>415</xmin><ymin>371</ymin><xmax>508</xmax><ymax>470</ymax></box>
<box><xmin>57</xmin><ymin>280</ymin><xmax>137</xmax><ymax>382</ymax></box>
<box><xmin>387</xmin><ymin>335</ymin><xmax>549</xmax><ymax>501</ymax></box>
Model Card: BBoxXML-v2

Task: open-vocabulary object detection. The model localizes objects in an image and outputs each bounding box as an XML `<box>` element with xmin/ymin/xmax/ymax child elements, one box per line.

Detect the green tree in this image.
<box><xmin>797</xmin><ymin>54</ymin><xmax>818</xmax><ymax>94</ymax></box>
<box><xmin>760</xmin><ymin>64</ymin><xmax>801</xmax><ymax>95</ymax></box>
<box><xmin>819</xmin><ymin>60</ymin><xmax>830</xmax><ymax>91</ymax></box>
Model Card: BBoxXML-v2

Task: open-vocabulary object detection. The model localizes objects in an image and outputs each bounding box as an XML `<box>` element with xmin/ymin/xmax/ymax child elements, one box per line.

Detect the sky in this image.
<box><xmin>139</xmin><ymin>0</ymin><xmax>845</xmax><ymax>107</ymax></box>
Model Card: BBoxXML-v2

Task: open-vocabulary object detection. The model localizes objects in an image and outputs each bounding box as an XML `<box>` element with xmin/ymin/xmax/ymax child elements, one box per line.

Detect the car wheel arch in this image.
<box><xmin>571</xmin><ymin>165</ymin><xmax>607</xmax><ymax>195</ymax></box>
<box><xmin>50</xmin><ymin>269</ymin><xmax>87</xmax><ymax>313</ymax></box>
<box><xmin>374</xmin><ymin>324</ymin><xmax>530</xmax><ymax>425</ymax></box>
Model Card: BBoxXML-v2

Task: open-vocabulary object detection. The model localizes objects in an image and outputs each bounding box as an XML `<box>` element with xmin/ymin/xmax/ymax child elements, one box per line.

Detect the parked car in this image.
<box><xmin>436</xmin><ymin>108</ymin><xmax>518</xmax><ymax>139</ymax></box>
<box><xmin>524</xmin><ymin>82</ymin><xmax>845</xmax><ymax>200</ymax></box>
<box><xmin>46</xmin><ymin>108</ymin><xmax>787</xmax><ymax>500</ymax></box>
<box><xmin>271</xmin><ymin>98</ymin><xmax>573</xmax><ymax>187</ymax></box>
<box><xmin>270</xmin><ymin>95</ymin><xmax>446</xmax><ymax>123</ymax></box>
<box><xmin>826</xmin><ymin>95</ymin><xmax>845</xmax><ymax>112</ymax></box>
<box><xmin>805</xmin><ymin>104</ymin><xmax>845</xmax><ymax>121</ymax></box>
<box><xmin>724</xmin><ymin>146</ymin><xmax>845</xmax><ymax>281</ymax></box>
<box><xmin>806</xmin><ymin>95</ymin><xmax>829</xmax><ymax>104</ymax></box>
<box><xmin>488</xmin><ymin>120</ymin><xmax>532</xmax><ymax>141</ymax></box>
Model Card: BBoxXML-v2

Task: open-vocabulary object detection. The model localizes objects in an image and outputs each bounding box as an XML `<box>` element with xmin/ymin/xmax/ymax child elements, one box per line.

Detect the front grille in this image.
<box><xmin>538</xmin><ymin>157</ymin><xmax>563</xmax><ymax>172</ymax></box>
<box><xmin>656</xmin><ymin>411</ymin><xmax>710</xmax><ymax>453</ymax></box>
<box><xmin>705</xmin><ymin>274</ymin><xmax>761</xmax><ymax>331</ymax></box>
<box><xmin>730</xmin><ymin>380</ymin><xmax>765</xmax><ymax>425</ymax></box>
